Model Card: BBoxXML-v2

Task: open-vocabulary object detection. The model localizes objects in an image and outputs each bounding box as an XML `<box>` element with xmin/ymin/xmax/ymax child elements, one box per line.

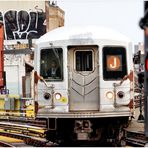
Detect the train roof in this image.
<box><xmin>36</xmin><ymin>26</ymin><xmax>131</xmax><ymax>44</ymax></box>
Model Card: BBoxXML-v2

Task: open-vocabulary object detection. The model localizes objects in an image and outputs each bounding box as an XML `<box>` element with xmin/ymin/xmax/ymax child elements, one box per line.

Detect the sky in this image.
<box><xmin>56</xmin><ymin>0</ymin><xmax>144</xmax><ymax>44</ymax></box>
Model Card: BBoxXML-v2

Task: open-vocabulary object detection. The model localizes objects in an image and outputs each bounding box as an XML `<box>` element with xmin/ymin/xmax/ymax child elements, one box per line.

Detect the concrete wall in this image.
<box><xmin>0</xmin><ymin>1</ymin><xmax>46</xmax><ymax>40</ymax></box>
<box><xmin>0</xmin><ymin>1</ymin><xmax>65</xmax><ymax>39</ymax></box>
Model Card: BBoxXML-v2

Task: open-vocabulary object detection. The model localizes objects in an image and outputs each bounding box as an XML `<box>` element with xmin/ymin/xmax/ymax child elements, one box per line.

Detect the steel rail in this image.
<box><xmin>0</xmin><ymin>140</ymin><xmax>14</xmax><ymax>147</ymax></box>
<box><xmin>0</xmin><ymin>130</ymin><xmax>51</xmax><ymax>147</ymax></box>
<box><xmin>0</xmin><ymin>121</ymin><xmax>57</xmax><ymax>147</ymax></box>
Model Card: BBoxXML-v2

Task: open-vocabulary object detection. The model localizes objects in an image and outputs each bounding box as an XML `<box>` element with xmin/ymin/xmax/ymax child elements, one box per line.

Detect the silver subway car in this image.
<box><xmin>34</xmin><ymin>26</ymin><xmax>133</xmax><ymax>146</ymax></box>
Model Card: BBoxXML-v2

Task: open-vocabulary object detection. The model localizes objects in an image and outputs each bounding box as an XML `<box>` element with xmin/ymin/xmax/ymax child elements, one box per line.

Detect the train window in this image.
<box><xmin>75</xmin><ymin>51</ymin><xmax>93</xmax><ymax>71</ymax></box>
<box><xmin>103</xmin><ymin>46</ymin><xmax>127</xmax><ymax>80</ymax></box>
<box><xmin>40</xmin><ymin>48</ymin><xmax>63</xmax><ymax>81</ymax></box>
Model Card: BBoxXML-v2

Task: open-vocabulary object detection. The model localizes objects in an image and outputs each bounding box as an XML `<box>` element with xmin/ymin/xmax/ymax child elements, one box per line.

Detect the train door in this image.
<box><xmin>68</xmin><ymin>46</ymin><xmax>99</xmax><ymax>111</ymax></box>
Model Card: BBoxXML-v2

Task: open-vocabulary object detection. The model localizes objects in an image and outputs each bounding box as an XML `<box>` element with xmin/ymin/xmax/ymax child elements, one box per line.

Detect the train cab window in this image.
<box><xmin>40</xmin><ymin>48</ymin><xmax>63</xmax><ymax>81</ymax></box>
<box><xmin>103</xmin><ymin>46</ymin><xmax>127</xmax><ymax>80</ymax></box>
<box><xmin>75</xmin><ymin>51</ymin><xmax>93</xmax><ymax>71</ymax></box>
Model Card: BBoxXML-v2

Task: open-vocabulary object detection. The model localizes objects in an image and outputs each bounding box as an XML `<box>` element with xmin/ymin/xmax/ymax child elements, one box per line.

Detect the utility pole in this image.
<box><xmin>139</xmin><ymin>1</ymin><xmax>148</xmax><ymax>136</ymax></box>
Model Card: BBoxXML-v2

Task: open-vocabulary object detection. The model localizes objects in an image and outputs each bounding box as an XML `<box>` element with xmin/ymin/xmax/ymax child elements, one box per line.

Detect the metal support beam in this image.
<box><xmin>4</xmin><ymin>48</ymin><xmax>33</xmax><ymax>55</ymax></box>
<box><xmin>144</xmin><ymin>1</ymin><xmax>148</xmax><ymax>137</ymax></box>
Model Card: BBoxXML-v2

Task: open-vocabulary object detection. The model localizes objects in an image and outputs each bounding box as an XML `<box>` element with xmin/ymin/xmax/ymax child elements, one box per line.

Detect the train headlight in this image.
<box><xmin>106</xmin><ymin>91</ymin><xmax>114</xmax><ymax>99</ymax></box>
<box><xmin>44</xmin><ymin>92</ymin><xmax>51</xmax><ymax>100</ymax></box>
<box><xmin>55</xmin><ymin>93</ymin><xmax>62</xmax><ymax>100</ymax></box>
<box><xmin>117</xmin><ymin>91</ymin><xmax>125</xmax><ymax>99</ymax></box>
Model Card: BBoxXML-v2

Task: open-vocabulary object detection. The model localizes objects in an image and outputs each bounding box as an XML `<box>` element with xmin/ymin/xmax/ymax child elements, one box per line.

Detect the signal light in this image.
<box><xmin>146</xmin><ymin>56</ymin><xmax>148</xmax><ymax>72</ymax></box>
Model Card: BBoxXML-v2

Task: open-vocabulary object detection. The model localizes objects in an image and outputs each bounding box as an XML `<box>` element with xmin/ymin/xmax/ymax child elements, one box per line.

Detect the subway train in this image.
<box><xmin>34</xmin><ymin>26</ymin><xmax>133</xmax><ymax>146</ymax></box>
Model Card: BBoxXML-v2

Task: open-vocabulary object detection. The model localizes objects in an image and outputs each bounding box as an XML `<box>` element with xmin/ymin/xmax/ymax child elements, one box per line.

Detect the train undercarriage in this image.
<box><xmin>44</xmin><ymin>116</ymin><xmax>129</xmax><ymax>146</ymax></box>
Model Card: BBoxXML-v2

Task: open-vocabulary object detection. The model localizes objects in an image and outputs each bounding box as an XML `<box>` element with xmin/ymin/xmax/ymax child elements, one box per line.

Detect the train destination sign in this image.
<box><xmin>107</xmin><ymin>55</ymin><xmax>121</xmax><ymax>71</ymax></box>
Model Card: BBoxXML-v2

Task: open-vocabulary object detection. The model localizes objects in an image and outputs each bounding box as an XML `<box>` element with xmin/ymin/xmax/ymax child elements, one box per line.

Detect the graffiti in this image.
<box><xmin>0</xmin><ymin>7</ymin><xmax>46</xmax><ymax>40</ymax></box>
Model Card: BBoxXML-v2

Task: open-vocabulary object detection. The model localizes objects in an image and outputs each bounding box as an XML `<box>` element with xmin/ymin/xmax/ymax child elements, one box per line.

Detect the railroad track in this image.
<box><xmin>0</xmin><ymin>121</ymin><xmax>46</xmax><ymax>137</ymax></box>
<box><xmin>0</xmin><ymin>140</ymin><xmax>14</xmax><ymax>147</ymax></box>
<box><xmin>0</xmin><ymin>121</ymin><xmax>57</xmax><ymax>147</ymax></box>
<box><xmin>125</xmin><ymin>130</ymin><xmax>148</xmax><ymax>146</ymax></box>
<box><xmin>0</xmin><ymin>118</ymin><xmax>47</xmax><ymax>128</ymax></box>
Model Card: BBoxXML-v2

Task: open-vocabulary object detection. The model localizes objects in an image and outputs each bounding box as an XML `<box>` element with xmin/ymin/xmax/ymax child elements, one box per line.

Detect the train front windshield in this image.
<box><xmin>103</xmin><ymin>46</ymin><xmax>127</xmax><ymax>80</ymax></box>
<box><xmin>40</xmin><ymin>48</ymin><xmax>63</xmax><ymax>81</ymax></box>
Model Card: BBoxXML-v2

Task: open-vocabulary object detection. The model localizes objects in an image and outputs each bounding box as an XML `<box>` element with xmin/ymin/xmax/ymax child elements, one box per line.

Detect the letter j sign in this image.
<box><xmin>107</xmin><ymin>55</ymin><xmax>121</xmax><ymax>71</ymax></box>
